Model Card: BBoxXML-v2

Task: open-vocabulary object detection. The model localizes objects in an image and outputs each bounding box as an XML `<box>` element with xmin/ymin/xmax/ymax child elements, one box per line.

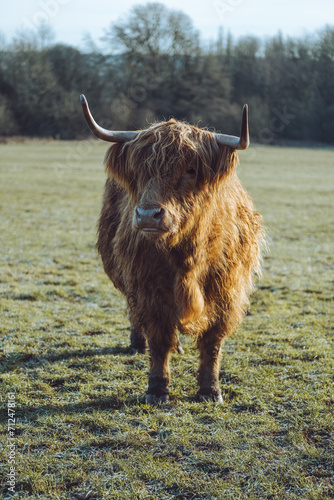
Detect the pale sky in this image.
<box><xmin>1</xmin><ymin>0</ymin><xmax>333</xmax><ymax>49</ymax></box>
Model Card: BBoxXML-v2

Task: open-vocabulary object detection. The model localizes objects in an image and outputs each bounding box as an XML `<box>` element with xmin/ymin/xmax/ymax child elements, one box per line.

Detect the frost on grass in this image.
<box><xmin>0</xmin><ymin>142</ymin><xmax>333</xmax><ymax>499</ymax></box>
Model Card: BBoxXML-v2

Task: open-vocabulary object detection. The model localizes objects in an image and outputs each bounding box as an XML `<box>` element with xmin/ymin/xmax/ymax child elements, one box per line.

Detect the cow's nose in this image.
<box><xmin>135</xmin><ymin>206</ymin><xmax>165</xmax><ymax>231</ymax></box>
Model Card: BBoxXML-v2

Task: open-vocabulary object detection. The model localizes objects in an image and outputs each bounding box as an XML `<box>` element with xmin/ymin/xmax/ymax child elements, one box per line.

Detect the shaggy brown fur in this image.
<box><xmin>97</xmin><ymin>118</ymin><xmax>264</xmax><ymax>403</ymax></box>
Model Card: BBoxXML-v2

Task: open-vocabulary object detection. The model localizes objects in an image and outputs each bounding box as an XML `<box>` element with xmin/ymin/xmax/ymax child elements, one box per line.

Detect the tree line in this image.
<box><xmin>0</xmin><ymin>3</ymin><xmax>333</xmax><ymax>144</ymax></box>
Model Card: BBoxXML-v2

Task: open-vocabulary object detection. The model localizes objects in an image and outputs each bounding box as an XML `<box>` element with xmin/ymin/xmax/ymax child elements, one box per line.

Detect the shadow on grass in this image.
<box><xmin>0</xmin><ymin>394</ymin><xmax>148</xmax><ymax>424</ymax></box>
<box><xmin>0</xmin><ymin>345</ymin><xmax>135</xmax><ymax>373</ymax></box>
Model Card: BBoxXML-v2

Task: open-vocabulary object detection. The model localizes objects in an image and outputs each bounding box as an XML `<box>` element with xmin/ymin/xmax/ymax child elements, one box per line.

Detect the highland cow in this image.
<box><xmin>80</xmin><ymin>94</ymin><xmax>264</xmax><ymax>404</ymax></box>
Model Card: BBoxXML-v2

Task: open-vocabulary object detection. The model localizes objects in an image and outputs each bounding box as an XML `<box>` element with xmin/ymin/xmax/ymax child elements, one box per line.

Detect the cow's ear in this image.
<box><xmin>210</xmin><ymin>147</ymin><xmax>238</xmax><ymax>180</ymax></box>
<box><xmin>104</xmin><ymin>143</ymin><xmax>135</xmax><ymax>192</ymax></box>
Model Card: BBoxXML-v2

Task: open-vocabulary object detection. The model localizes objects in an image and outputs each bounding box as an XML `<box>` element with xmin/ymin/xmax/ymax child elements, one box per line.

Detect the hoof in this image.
<box><xmin>130</xmin><ymin>346</ymin><xmax>146</xmax><ymax>354</ymax></box>
<box><xmin>198</xmin><ymin>393</ymin><xmax>223</xmax><ymax>403</ymax></box>
<box><xmin>130</xmin><ymin>329</ymin><xmax>147</xmax><ymax>354</ymax></box>
<box><xmin>171</xmin><ymin>343</ymin><xmax>184</xmax><ymax>354</ymax></box>
<box><xmin>176</xmin><ymin>344</ymin><xmax>184</xmax><ymax>355</ymax></box>
<box><xmin>145</xmin><ymin>394</ymin><xmax>169</xmax><ymax>405</ymax></box>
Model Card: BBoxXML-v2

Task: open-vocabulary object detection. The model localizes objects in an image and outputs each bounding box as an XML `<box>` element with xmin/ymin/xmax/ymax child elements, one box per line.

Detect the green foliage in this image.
<box><xmin>0</xmin><ymin>141</ymin><xmax>333</xmax><ymax>499</ymax></box>
<box><xmin>0</xmin><ymin>6</ymin><xmax>333</xmax><ymax>143</ymax></box>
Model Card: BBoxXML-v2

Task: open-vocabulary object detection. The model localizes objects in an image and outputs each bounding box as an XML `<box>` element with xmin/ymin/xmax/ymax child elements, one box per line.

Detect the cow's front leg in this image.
<box><xmin>197</xmin><ymin>327</ymin><xmax>224</xmax><ymax>403</ymax></box>
<box><xmin>145</xmin><ymin>330</ymin><xmax>177</xmax><ymax>405</ymax></box>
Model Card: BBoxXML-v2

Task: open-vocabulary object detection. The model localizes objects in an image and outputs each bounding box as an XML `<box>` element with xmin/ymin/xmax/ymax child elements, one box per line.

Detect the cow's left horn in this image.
<box><xmin>80</xmin><ymin>94</ymin><xmax>138</xmax><ymax>143</ymax></box>
<box><xmin>214</xmin><ymin>104</ymin><xmax>250</xmax><ymax>150</ymax></box>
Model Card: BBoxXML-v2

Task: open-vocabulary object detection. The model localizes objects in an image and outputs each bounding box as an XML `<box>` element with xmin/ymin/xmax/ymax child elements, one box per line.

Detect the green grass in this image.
<box><xmin>0</xmin><ymin>140</ymin><xmax>333</xmax><ymax>499</ymax></box>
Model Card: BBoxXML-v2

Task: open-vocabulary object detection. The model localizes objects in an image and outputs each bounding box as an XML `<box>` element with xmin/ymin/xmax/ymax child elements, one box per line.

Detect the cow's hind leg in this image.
<box><xmin>145</xmin><ymin>327</ymin><xmax>178</xmax><ymax>405</ymax></box>
<box><xmin>129</xmin><ymin>310</ymin><xmax>182</xmax><ymax>356</ymax></box>
<box><xmin>129</xmin><ymin>311</ymin><xmax>147</xmax><ymax>354</ymax></box>
<box><xmin>130</xmin><ymin>327</ymin><xmax>147</xmax><ymax>354</ymax></box>
<box><xmin>197</xmin><ymin>327</ymin><xmax>224</xmax><ymax>403</ymax></box>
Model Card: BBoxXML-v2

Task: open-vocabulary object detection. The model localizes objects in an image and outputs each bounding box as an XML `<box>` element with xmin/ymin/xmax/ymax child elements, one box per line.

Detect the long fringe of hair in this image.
<box><xmin>104</xmin><ymin>119</ymin><xmax>238</xmax><ymax>189</ymax></box>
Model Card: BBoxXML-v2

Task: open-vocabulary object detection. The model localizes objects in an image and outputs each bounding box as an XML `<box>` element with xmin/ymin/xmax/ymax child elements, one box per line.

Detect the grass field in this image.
<box><xmin>0</xmin><ymin>140</ymin><xmax>333</xmax><ymax>499</ymax></box>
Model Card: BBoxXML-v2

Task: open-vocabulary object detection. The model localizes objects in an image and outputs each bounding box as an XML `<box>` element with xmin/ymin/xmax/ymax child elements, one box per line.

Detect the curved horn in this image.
<box><xmin>80</xmin><ymin>94</ymin><xmax>138</xmax><ymax>143</ymax></box>
<box><xmin>214</xmin><ymin>104</ymin><xmax>250</xmax><ymax>150</ymax></box>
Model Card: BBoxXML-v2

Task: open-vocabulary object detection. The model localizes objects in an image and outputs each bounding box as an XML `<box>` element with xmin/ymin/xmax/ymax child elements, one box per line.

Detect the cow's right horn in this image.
<box><xmin>80</xmin><ymin>94</ymin><xmax>138</xmax><ymax>143</ymax></box>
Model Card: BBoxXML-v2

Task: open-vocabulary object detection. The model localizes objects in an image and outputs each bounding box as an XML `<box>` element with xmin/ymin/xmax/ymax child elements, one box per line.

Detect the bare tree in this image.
<box><xmin>102</xmin><ymin>2</ymin><xmax>202</xmax><ymax>128</ymax></box>
<box><xmin>103</xmin><ymin>2</ymin><xmax>200</xmax><ymax>58</ymax></box>
<box><xmin>11</xmin><ymin>22</ymin><xmax>55</xmax><ymax>52</ymax></box>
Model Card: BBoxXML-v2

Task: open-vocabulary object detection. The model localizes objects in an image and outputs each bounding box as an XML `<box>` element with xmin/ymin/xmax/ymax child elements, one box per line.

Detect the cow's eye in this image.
<box><xmin>185</xmin><ymin>167</ymin><xmax>196</xmax><ymax>177</ymax></box>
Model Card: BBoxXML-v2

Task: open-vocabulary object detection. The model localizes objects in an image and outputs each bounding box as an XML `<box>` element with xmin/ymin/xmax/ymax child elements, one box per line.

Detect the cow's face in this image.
<box><xmin>105</xmin><ymin>120</ymin><xmax>237</xmax><ymax>243</ymax></box>
<box><xmin>131</xmin><ymin>157</ymin><xmax>201</xmax><ymax>238</ymax></box>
